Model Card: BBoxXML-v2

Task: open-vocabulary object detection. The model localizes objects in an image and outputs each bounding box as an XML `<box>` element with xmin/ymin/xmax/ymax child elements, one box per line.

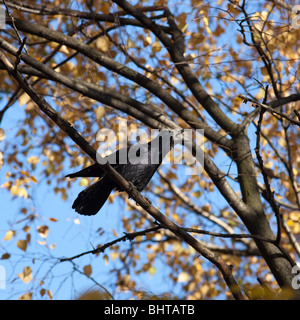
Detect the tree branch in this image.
<box><xmin>7</xmin><ymin>18</ymin><xmax>232</xmax><ymax>150</ymax></box>
<box><xmin>111</xmin><ymin>0</ymin><xmax>239</xmax><ymax>136</ymax></box>
<box><xmin>60</xmin><ymin>226</ymin><xmax>162</xmax><ymax>262</ymax></box>
<box><xmin>254</xmin><ymin>97</ymin><xmax>282</xmax><ymax>246</ymax></box>
<box><xmin>239</xmin><ymin>95</ymin><xmax>300</xmax><ymax>127</ymax></box>
<box><xmin>0</xmin><ymin>37</ymin><xmax>177</xmax><ymax>130</ymax></box>
<box><xmin>3</xmin><ymin>0</ymin><xmax>171</xmax><ymax>32</ymax></box>
<box><xmin>0</xmin><ymin>50</ymin><xmax>246</xmax><ymax>300</ymax></box>
<box><xmin>158</xmin><ymin>170</ymin><xmax>241</xmax><ymax>237</ymax></box>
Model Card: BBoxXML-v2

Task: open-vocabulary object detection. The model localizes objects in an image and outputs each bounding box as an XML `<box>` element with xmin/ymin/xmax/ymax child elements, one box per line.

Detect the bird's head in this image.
<box><xmin>148</xmin><ymin>128</ymin><xmax>184</xmax><ymax>164</ymax></box>
<box><xmin>156</xmin><ymin>128</ymin><xmax>184</xmax><ymax>147</ymax></box>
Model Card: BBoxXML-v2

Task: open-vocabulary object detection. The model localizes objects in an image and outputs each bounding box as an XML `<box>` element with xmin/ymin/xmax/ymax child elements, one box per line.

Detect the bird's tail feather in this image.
<box><xmin>72</xmin><ymin>176</ymin><xmax>114</xmax><ymax>215</ymax></box>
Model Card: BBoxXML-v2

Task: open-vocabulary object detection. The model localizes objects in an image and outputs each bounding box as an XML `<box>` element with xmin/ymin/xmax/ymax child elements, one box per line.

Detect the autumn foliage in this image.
<box><xmin>0</xmin><ymin>0</ymin><xmax>300</xmax><ymax>300</ymax></box>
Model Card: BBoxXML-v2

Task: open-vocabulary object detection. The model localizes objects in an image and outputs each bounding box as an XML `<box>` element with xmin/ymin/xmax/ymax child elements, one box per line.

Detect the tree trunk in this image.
<box><xmin>234</xmin><ymin>134</ymin><xmax>300</xmax><ymax>297</ymax></box>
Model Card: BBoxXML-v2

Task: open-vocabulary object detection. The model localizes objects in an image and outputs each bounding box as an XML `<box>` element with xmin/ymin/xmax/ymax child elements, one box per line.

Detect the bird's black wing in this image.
<box><xmin>65</xmin><ymin>163</ymin><xmax>105</xmax><ymax>178</ymax></box>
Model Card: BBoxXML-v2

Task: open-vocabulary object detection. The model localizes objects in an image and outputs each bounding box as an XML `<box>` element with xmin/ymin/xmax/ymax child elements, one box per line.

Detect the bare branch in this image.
<box><xmin>111</xmin><ymin>0</ymin><xmax>239</xmax><ymax>136</ymax></box>
<box><xmin>254</xmin><ymin>92</ymin><xmax>282</xmax><ymax>245</ymax></box>
<box><xmin>2</xmin><ymin>0</ymin><xmax>171</xmax><ymax>32</ymax></box>
<box><xmin>158</xmin><ymin>170</ymin><xmax>241</xmax><ymax>237</ymax></box>
<box><xmin>0</xmin><ymin>52</ymin><xmax>246</xmax><ymax>300</ymax></box>
<box><xmin>60</xmin><ymin>226</ymin><xmax>162</xmax><ymax>262</ymax></box>
<box><xmin>239</xmin><ymin>95</ymin><xmax>300</xmax><ymax>127</ymax></box>
<box><xmin>6</xmin><ymin>18</ymin><xmax>232</xmax><ymax>150</ymax></box>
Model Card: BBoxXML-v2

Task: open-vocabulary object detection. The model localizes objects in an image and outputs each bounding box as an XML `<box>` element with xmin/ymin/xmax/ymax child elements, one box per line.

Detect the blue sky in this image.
<box><xmin>0</xmin><ymin>0</ymin><xmax>285</xmax><ymax>299</ymax></box>
<box><xmin>0</xmin><ymin>100</ymin><xmax>207</xmax><ymax>299</ymax></box>
<box><xmin>0</xmin><ymin>96</ymin><xmax>243</xmax><ymax>300</ymax></box>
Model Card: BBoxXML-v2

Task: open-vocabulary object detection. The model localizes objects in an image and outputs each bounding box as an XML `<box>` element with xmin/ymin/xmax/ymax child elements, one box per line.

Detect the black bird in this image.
<box><xmin>66</xmin><ymin>130</ymin><xmax>182</xmax><ymax>215</ymax></box>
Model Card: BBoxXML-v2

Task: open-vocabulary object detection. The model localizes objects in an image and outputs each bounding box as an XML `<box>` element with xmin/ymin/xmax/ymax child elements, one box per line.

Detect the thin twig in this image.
<box><xmin>0</xmin><ymin>51</ymin><xmax>246</xmax><ymax>300</ymax></box>
<box><xmin>14</xmin><ymin>36</ymin><xmax>27</xmax><ymax>71</ymax></box>
<box><xmin>59</xmin><ymin>224</ymin><xmax>278</xmax><ymax>263</ymax></box>
<box><xmin>3</xmin><ymin>0</ymin><xmax>28</xmax><ymax>53</ymax></box>
<box><xmin>239</xmin><ymin>95</ymin><xmax>300</xmax><ymax>127</ymax></box>
<box><xmin>60</xmin><ymin>226</ymin><xmax>162</xmax><ymax>262</ymax></box>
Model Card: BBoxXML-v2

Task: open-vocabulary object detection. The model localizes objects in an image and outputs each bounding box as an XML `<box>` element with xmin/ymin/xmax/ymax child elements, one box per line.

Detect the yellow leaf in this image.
<box><xmin>83</xmin><ymin>264</ymin><xmax>92</xmax><ymax>277</ymax></box>
<box><xmin>287</xmin><ymin>219</ymin><xmax>294</xmax><ymax>227</ymax></box>
<box><xmin>77</xmin><ymin>290</ymin><xmax>110</xmax><ymax>300</ymax></box>
<box><xmin>199</xmin><ymin>179</ymin><xmax>206</xmax><ymax>189</ymax></box>
<box><xmin>192</xmin><ymin>0</ymin><xmax>202</xmax><ymax>5</ymax></box>
<box><xmin>1</xmin><ymin>253</ymin><xmax>10</xmax><ymax>260</ymax></box>
<box><xmin>3</xmin><ymin>230</ymin><xmax>15</xmax><ymax>241</ymax></box>
<box><xmin>16</xmin><ymin>240</ymin><xmax>27</xmax><ymax>252</ymax></box>
<box><xmin>149</xmin><ymin>266</ymin><xmax>156</xmax><ymax>275</ymax></box>
<box><xmin>10</xmin><ymin>185</ymin><xmax>28</xmax><ymax>199</ymax></box>
<box><xmin>180</xmin><ymin>23</ymin><xmax>188</xmax><ymax>33</ymax></box>
<box><xmin>27</xmin><ymin>156</ymin><xmax>39</xmax><ymax>165</ymax></box>
<box><xmin>20</xmin><ymin>170</ymin><xmax>29</xmax><ymax>177</ymax></box>
<box><xmin>19</xmin><ymin>93</ymin><xmax>30</xmax><ymax>106</ymax></box>
<box><xmin>200</xmin><ymin>284</ymin><xmax>210</xmax><ymax>296</ymax></box>
<box><xmin>2</xmin><ymin>181</ymin><xmax>12</xmax><ymax>189</ymax></box>
<box><xmin>202</xmin><ymin>204</ymin><xmax>211</xmax><ymax>212</ymax></box>
<box><xmin>171</xmin><ymin>76</ymin><xmax>179</xmax><ymax>85</ymax></box>
<box><xmin>123</xmin><ymin>274</ymin><xmax>130</xmax><ymax>285</ymax></box>
<box><xmin>80</xmin><ymin>178</ymin><xmax>89</xmax><ymax>186</ymax></box>
<box><xmin>30</xmin><ymin>176</ymin><xmax>38</xmax><ymax>183</ymax></box>
<box><xmin>61</xmin><ymin>192</ymin><xmax>67</xmax><ymax>201</ymax></box>
<box><xmin>110</xmin><ymin>252</ymin><xmax>119</xmax><ymax>260</ymax></box>
<box><xmin>152</xmin><ymin>41</ymin><xmax>162</xmax><ymax>53</ymax></box>
<box><xmin>25</xmin><ymin>101</ymin><xmax>35</xmax><ymax>111</ymax></box>
<box><xmin>213</xmin><ymin>24</ymin><xmax>225</xmax><ymax>37</ymax></box>
<box><xmin>40</xmin><ymin>288</ymin><xmax>46</xmax><ymax>297</ymax></box>
<box><xmin>172</xmin><ymin>213</ymin><xmax>180</xmax><ymax>223</ymax></box>
<box><xmin>290</xmin><ymin>211</ymin><xmax>300</xmax><ymax>220</ymax></box>
<box><xmin>23</xmin><ymin>226</ymin><xmax>30</xmax><ymax>233</ymax></box>
<box><xmin>203</xmin><ymin>16</ymin><xmax>212</xmax><ymax>34</ymax></box>
<box><xmin>0</xmin><ymin>152</ymin><xmax>3</xmax><ymax>169</ymax></box>
<box><xmin>64</xmin><ymin>61</ymin><xmax>76</xmax><ymax>72</ymax></box>
<box><xmin>192</xmin><ymin>191</ymin><xmax>202</xmax><ymax>198</ymax></box>
<box><xmin>112</xmin><ymin>229</ymin><xmax>118</xmax><ymax>237</ymax></box>
<box><xmin>37</xmin><ymin>225</ymin><xmax>49</xmax><ymax>239</ymax></box>
<box><xmin>47</xmin><ymin>290</ymin><xmax>53</xmax><ymax>300</ymax></box>
<box><xmin>127</xmin><ymin>38</ymin><xmax>135</xmax><ymax>48</ymax></box>
<box><xmin>10</xmin><ymin>185</ymin><xmax>19</xmax><ymax>196</ymax></box>
<box><xmin>256</xmin><ymin>88</ymin><xmax>266</xmax><ymax>100</ymax></box>
<box><xmin>19</xmin><ymin>293</ymin><xmax>32</xmax><ymax>300</ymax></box>
<box><xmin>178</xmin><ymin>272</ymin><xmax>190</xmax><ymax>282</ymax></box>
<box><xmin>18</xmin><ymin>266</ymin><xmax>32</xmax><ymax>283</ymax></box>
<box><xmin>261</xmin><ymin>66</ymin><xmax>269</xmax><ymax>76</ymax></box>
<box><xmin>95</xmin><ymin>106</ymin><xmax>105</xmax><ymax>121</ymax></box>
<box><xmin>143</xmin><ymin>35</ymin><xmax>152</xmax><ymax>46</ymax></box>
<box><xmin>74</xmin><ymin>218</ymin><xmax>80</xmax><ymax>225</ymax></box>
<box><xmin>96</xmin><ymin>37</ymin><xmax>109</xmax><ymax>52</ymax></box>
<box><xmin>59</xmin><ymin>45</ymin><xmax>69</xmax><ymax>54</ymax></box>
<box><xmin>48</xmin><ymin>217</ymin><xmax>58</xmax><ymax>222</ymax></box>
<box><xmin>0</xmin><ymin>128</ymin><xmax>5</xmax><ymax>141</ymax></box>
